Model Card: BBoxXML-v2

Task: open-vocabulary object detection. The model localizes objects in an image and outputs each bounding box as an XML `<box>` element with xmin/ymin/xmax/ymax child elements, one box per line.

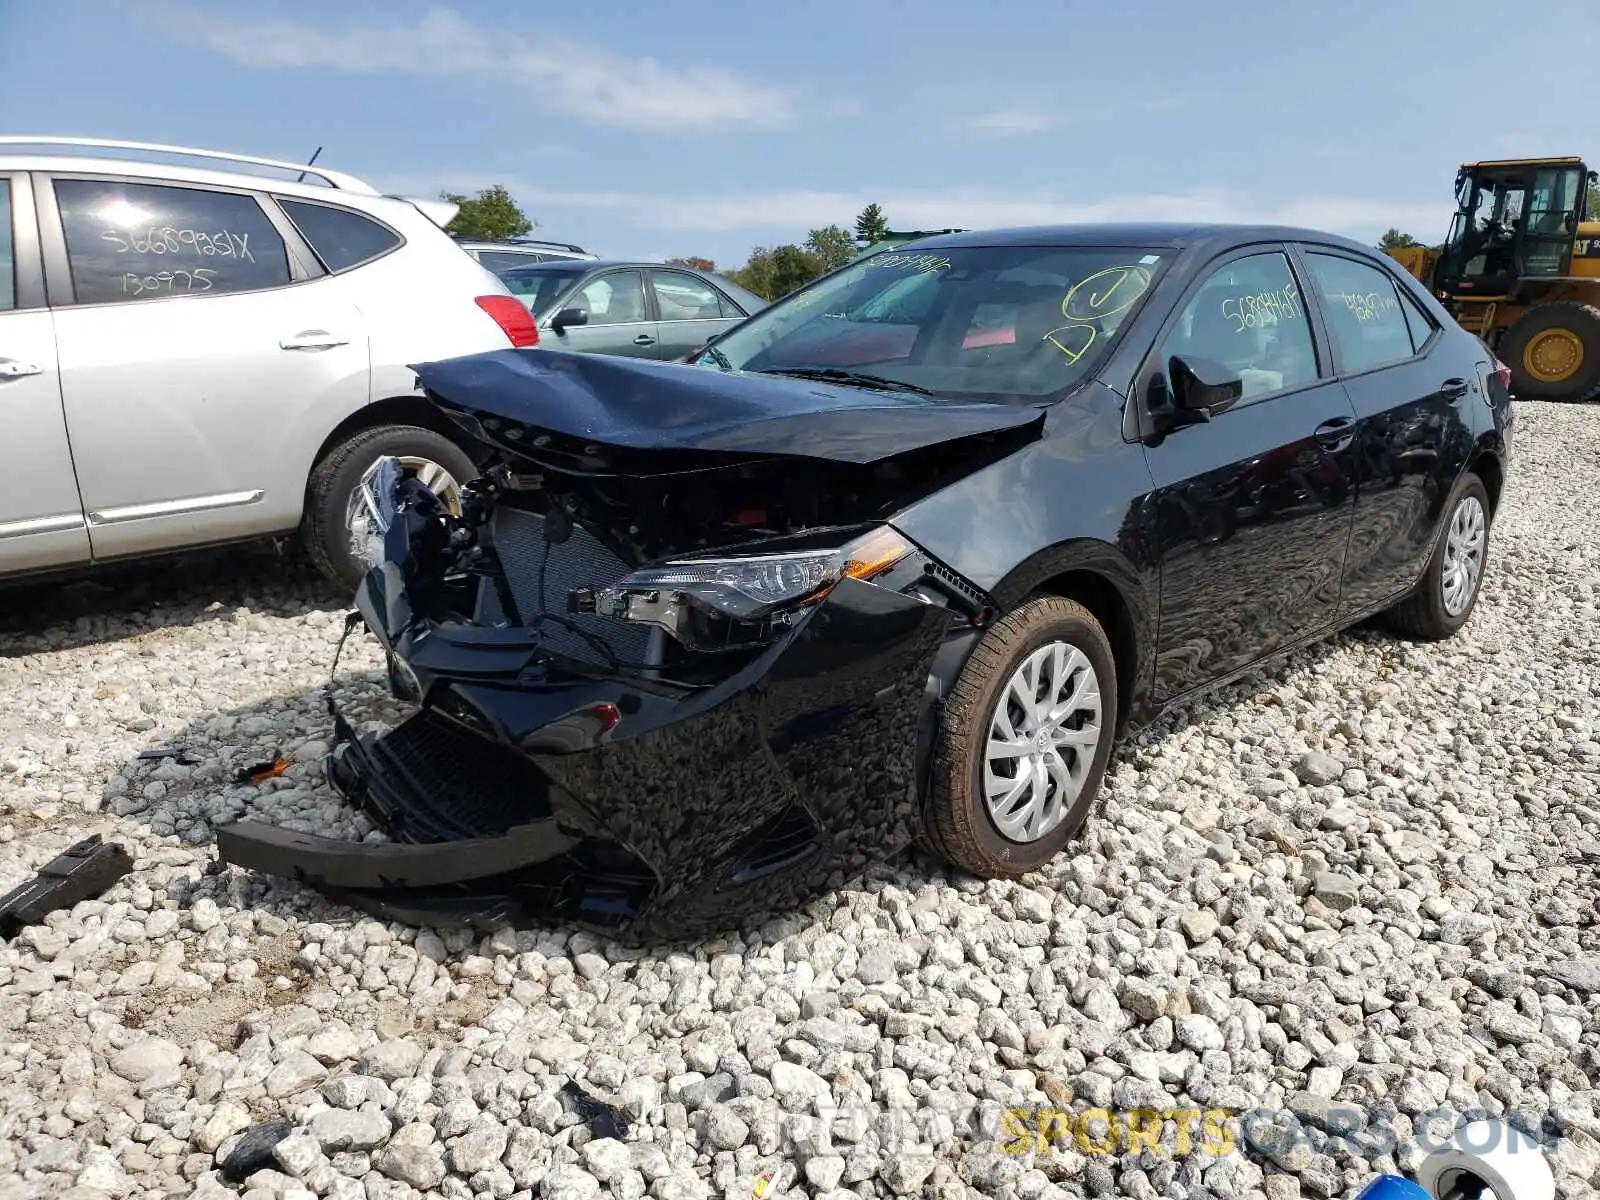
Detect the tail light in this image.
<box><xmin>475</xmin><ymin>296</ymin><xmax>539</xmax><ymax>348</ymax></box>
<box><xmin>1493</xmin><ymin>359</ymin><xmax>1512</xmax><ymax>392</ymax></box>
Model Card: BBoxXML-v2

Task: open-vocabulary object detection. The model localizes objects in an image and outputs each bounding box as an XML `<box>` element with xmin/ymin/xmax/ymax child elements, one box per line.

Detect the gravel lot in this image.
<box><xmin>2</xmin><ymin>401</ymin><xmax>1598</xmax><ymax>1200</ymax></box>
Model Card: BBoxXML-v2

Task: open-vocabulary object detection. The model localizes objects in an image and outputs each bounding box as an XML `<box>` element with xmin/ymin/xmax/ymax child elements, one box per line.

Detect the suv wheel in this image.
<box><xmin>923</xmin><ymin>595</ymin><xmax>1118</xmax><ymax>879</ymax></box>
<box><xmin>1384</xmin><ymin>472</ymin><xmax>1491</xmax><ymax>641</ymax></box>
<box><xmin>304</xmin><ymin>425</ymin><xmax>477</xmax><ymax>593</ymax></box>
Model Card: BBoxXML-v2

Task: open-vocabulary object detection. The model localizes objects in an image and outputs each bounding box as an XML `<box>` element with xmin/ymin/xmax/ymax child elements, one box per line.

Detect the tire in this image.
<box><xmin>922</xmin><ymin>595</ymin><xmax>1118</xmax><ymax>879</ymax></box>
<box><xmin>1384</xmin><ymin>473</ymin><xmax>1491</xmax><ymax>641</ymax></box>
<box><xmin>1499</xmin><ymin>302</ymin><xmax>1600</xmax><ymax>402</ymax></box>
<box><xmin>303</xmin><ymin>425</ymin><xmax>478</xmax><ymax>593</ymax></box>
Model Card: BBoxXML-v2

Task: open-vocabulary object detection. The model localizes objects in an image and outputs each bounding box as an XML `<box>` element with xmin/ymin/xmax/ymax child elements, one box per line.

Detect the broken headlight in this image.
<box><xmin>575</xmin><ymin>526</ymin><xmax>916</xmax><ymax>649</ymax></box>
<box><xmin>353</xmin><ymin>456</ymin><xmax>405</xmax><ymax>572</ymax></box>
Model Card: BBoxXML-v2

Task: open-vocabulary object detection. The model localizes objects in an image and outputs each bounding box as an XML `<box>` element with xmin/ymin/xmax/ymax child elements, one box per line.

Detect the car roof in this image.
<box><xmin>903</xmin><ymin>222</ymin><xmax>1381</xmax><ymax>257</ymax></box>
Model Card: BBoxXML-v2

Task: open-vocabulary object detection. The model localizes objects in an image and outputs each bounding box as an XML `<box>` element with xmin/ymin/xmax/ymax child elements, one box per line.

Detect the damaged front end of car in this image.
<box><xmin>216</xmin><ymin>350</ymin><xmax>1042</xmax><ymax>936</ymax></box>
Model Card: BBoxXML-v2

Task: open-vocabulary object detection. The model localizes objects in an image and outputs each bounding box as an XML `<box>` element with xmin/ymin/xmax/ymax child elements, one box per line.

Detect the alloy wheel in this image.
<box><xmin>983</xmin><ymin>640</ymin><xmax>1104</xmax><ymax>843</ymax></box>
<box><xmin>1440</xmin><ymin>494</ymin><xmax>1486</xmax><ymax>617</ymax></box>
<box><xmin>345</xmin><ymin>455</ymin><xmax>463</xmax><ymax>568</ymax></box>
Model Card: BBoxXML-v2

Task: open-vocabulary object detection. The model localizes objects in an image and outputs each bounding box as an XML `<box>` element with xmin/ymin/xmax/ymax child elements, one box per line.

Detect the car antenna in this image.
<box><xmin>296</xmin><ymin>145</ymin><xmax>323</xmax><ymax>183</ymax></box>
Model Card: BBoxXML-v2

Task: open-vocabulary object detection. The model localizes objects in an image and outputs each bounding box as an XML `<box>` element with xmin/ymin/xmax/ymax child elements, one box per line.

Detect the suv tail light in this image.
<box><xmin>1493</xmin><ymin>358</ymin><xmax>1512</xmax><ymax>392</ymax></box>
<box><xmin>475</xmin><ymin>296</ymin><xmax>539</xmax><ymax>348</ymax></box>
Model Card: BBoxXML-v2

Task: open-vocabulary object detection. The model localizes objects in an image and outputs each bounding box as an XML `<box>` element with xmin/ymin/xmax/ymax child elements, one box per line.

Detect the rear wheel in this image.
<box><xmin>303</xmin><ymin>425</ymin><xmax>477</xmax><ymax>594</ymax></box>
<box><xmin>1384</xmin><ymin>472</ymin><xmax>1491</xmax><ymax>641</ymax></box>
<box><xmin>1499</xmin><ymin>302</ymin><xmax>1600</xmax><ymax>401</ymax></box>
<box><xmin>923</xmin><ymin>596</ymin><xmax>1117</xmax><ymax>879</ymax></box>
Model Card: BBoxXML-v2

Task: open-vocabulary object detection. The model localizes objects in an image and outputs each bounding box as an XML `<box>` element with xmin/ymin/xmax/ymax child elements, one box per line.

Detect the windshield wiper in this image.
<box><xmin>757</xmin><ymin>367</ymin><xmax>938</xmax><ymax>396</ymax></box>
<box><xmin>699</xmin><ymin>344</ymin><xmax>733</xmax><ymax>371</ymax></box>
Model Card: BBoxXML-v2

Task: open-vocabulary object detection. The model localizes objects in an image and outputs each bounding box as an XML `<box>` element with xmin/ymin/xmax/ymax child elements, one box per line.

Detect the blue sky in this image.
<box><xmin>4</xmin><ymin>0</ymin><xmax>1599</xmax><ymax>267</ymax></box>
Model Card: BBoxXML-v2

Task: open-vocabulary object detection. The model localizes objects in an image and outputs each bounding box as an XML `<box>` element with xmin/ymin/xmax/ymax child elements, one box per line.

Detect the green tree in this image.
<box><xmin>729</xmin><ymin>244</ymin><xmax>822</xmax><ymax>300</ymax></box>
<box><xmin>854</xmin><ymin>203</ymin><xmax>889</xmax><ymax>245</ymax></box>
<box><xmin>667</xmin><ymin>256</ymin><xmax>717</xmax><ymax>272</ymax></box>
<box><xmin>442</xmin><ymin>185</ymin><xmax>533</xmax><ymax>240</ymax></box>
<box><xmin>805</xmin><ymin>225</ymin><xmax>856</xmax><ymax>274</ymax></box>
<box><xmin>1587</xmin><ymin>181</ymin><xmax>1600</xmax><ymax>221</ymax></box>
<box><xmin>1379</xmin><ymin>228</ymin><xmax>1420</xmax><ymax>251</ymax></box>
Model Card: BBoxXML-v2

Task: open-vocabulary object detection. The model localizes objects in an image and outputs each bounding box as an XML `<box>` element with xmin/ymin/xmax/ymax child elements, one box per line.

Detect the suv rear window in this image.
<box><xmin>54</xmin><ymin>179</ymin><xmax>292</xmax><ymax>305</ymax></box>
<box><xmin>0</xmin><ymin>181</ymin><xmax>13</xmax><ymax>310</ymax></box>
<box><xmin>279</xmin><ymin>198</ymin><xmax>401</xmax><ymax>273</ymax></box>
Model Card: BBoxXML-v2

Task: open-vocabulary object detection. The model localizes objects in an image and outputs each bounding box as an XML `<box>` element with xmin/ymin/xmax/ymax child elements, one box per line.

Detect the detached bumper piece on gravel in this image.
<box><xmin>213</xmin><ymin>351</ymin><xmax>1020</xmax><ymax>938</ymax></box>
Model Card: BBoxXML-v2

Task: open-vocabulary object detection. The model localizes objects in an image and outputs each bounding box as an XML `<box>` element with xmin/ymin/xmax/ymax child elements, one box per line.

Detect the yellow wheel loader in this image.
<box><xmin>1388</xmin><ymin>157</ymin><xmax>1600</xmax><ymax>401</ymax></box>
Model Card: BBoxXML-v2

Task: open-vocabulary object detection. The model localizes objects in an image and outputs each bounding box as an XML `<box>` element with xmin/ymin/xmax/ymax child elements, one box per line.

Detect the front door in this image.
<box><xmin>0</xmin><ymin>174</ymin><xmax>90</xmax><ymax>572</ymax></box>
<box><xmin>1138</xmin><ymin>247</ymin><xmax>1360</xmax><ymax>702</ymax></box>
<box><xmin>544</xmin><ymin>268</ymin><xmax>661</xmax><ymax>358</ymax></box>
<box><xmin>42</xmin><ymin>175</ymin><xmax>370</xmax><ymax>560</ymax></box>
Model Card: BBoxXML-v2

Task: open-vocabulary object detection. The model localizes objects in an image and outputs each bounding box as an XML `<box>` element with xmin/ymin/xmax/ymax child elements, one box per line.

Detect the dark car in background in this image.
<box><xmin>500</xmin><ymin>260</ymin><xmax>768</xmax><ymax>361</ymax></box>
<box><xmin>218</xmin><ymin>223</ymin><xmax>1514</xmax><ymax>938</ymax></box>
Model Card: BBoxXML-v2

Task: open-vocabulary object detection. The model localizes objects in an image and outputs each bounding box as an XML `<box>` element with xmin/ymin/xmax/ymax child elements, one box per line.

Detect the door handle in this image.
<box><xmin>632</xmin><ymin>334</ymin><xmax>656</xmax><ymax>346</ymax></box>
<box><xmin>1440</xmin><ymin>377</ymin><xmax>1470</xmax><ymax>399</ymax></box>
<box><xmin>279</xmin><ymin>331</ymin><xmax>350</xmax><ymax>351</ymax></box>
<box><xmin>0</xmin><ymin>358</ymin><xmax>44</xmax><ymax>379</ymax></box>
<box><xmin>1313</xmin><ymin>416</ymin><xmax>1355</xmax><ymax>447</ymax></box>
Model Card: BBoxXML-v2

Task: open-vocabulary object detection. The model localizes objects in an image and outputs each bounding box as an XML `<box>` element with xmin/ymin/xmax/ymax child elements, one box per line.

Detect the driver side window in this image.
<box><xmin>1159</xmin><ymin>252</ymin><xmax>1319</xmax><ymax>401</ymax></box>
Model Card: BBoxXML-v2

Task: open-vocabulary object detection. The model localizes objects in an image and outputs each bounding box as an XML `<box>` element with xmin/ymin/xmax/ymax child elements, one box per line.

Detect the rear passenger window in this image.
<box><xmin>1159</xmin><ymin>251</ymin><xmax>1319</xmax><ymax>400</ymax></box>
<box><xmin>1304</xmin><ymin>253</ymin><xmax>1417</xmax><ymax>373</ymax></box>
<box><xmin>1398</xmin><ymin>286</ymin><xmax>1437</xmax><ymax>354</ymax></box>
<box><xmin>54</xmin><ymin>179</ymin><xmax>291</xmax><ymax>305</ymax></box>
<box><xmin>0</xmin><ymin>181</ymin><xmax>14</xmax><ymax>310</ymax></box>
<box><xmin>279</xmin><ymin>199</ymin><xmax>401</xmax><ymax>273</ymax></box>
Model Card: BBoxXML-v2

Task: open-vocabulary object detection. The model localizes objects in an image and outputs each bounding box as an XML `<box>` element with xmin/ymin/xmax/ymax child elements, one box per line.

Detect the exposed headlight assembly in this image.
<box><xmin>572</xmin><ymin>526</ymin><xmax>917</xmax><ymax>650</ymax></box>
<box><xmin>353</xmin><ymin>456</ymin><xmax>405</xmax><ymax>572</ymax></box>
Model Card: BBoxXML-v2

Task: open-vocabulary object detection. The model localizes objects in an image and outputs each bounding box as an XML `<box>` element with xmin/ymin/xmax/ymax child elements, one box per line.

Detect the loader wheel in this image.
<box><xmin>1499</xmin><ymin>302</ymin><xmax>1600</xmax><ymax>401</ymax></box>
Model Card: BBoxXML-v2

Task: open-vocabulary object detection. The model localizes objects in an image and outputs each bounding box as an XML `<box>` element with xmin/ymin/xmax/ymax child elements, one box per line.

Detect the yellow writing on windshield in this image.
<box><xmin>1043</xmin><ymin>323</ymin><xmax>1097</xmax><ymax>364</ymax></box>
<box><xmin>1062</xmin><ymin>265</ymin><xmax>1153</xmax><ymax>321</ymax></box>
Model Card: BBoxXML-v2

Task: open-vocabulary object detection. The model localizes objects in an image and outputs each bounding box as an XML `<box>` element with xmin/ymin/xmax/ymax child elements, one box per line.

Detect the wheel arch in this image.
<box><xmin>985</xmin><ymin>539</ymin><xmax>1153</xmax><ymax>734</ymax></box>
<box><xmin>1472</xmin><ymin>447</ymin><xmax>1505</xmax><ymax>517</ymax></box>
<box><xmin>303</xmin><ymin>393</ymin><xmax>481</xmax><ymax>504</ymax></box>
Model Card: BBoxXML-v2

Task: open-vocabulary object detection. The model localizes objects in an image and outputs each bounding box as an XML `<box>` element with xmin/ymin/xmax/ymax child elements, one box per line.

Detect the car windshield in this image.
<box><xmin>697</xmin><ymin>245</ymin><xmax>1170</xmax><ymax>401</ymax></box>
<box><xmin>501</xmin><ymin>264</ymin><xmax>589</xmax><ymax>314</ymax></box>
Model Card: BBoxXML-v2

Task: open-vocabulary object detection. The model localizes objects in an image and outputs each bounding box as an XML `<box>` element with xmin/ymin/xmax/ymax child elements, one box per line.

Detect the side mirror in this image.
<box><xmin>1169</xmin><ymin>354</ymin><xmax>1244</xmax><ymax>418</ymax></box>
<box><xmin>551</xmin><ymin>307</ymin><xmax>588</xmax><ymax>333</ymax></box>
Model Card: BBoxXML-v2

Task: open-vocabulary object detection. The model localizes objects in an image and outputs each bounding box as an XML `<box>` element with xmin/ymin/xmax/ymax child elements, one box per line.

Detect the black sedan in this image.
<box><xmin>218</xmin><ymin>223</ymin><xmax>1513</xmax><ymax>938</ymax></box>
<box><xmin>498</xmin><ymin>260</ymin><xmax>768</xmax><ymax>362</ymax></box>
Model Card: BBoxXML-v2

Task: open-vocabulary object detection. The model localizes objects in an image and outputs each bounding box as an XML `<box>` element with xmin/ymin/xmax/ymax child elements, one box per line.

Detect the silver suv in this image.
<box><xmin>458</xmin><ymin>237</ymin><xmax>598</xmax><ymax>278</ymax></box>
<box><xmin>0</xmin><ymin>137</ymin><xmax>534</xmax><ymax>592</ymax></box>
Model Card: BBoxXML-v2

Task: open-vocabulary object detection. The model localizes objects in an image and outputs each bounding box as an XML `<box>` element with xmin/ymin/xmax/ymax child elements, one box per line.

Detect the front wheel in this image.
<box><xmin>1383</xmin><ymin>472</ymin><xmax>1491</xmax><ymax>641</ymax></box>
<box><xmin>922</xmin><ymin>596</ymin><xmax>1118</xmax><ymax>879</ymax></box>
<box><xmin>303</xmin><ymin>425</ymin><xmax>478</xmax><ymax>594</ymax></box>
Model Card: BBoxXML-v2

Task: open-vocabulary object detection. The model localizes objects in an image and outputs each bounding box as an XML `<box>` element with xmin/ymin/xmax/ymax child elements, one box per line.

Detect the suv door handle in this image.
<box><xmin>279</xmin><ymin>331</ymin><xmax>350</xmax><ymax>351</ymax></box>
<box><xmin>632</xmin><ymin>334</ymin><xmax>656</xmax><ymax>346</ymax></box>
<box><xmin>1440</xmin><ymin>377</ymin><xmax>1470</xmax><ymax>399</ymax></box>
<box><xmin>1313</xmin><ymin>416</ymin><xmax>1355</xmax><ymax>447</ymax></box>
<box><xmin>0</xmin><ymin>358</ymin><xmax>44</xmax><ymax>379</ymax></box>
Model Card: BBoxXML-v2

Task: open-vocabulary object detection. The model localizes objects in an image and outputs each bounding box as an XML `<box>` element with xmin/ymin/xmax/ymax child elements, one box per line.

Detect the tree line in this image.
<box><xmin>441</xmin><ymin>187</ymin><xmax>894</xmax><ymax>301</ymax></box>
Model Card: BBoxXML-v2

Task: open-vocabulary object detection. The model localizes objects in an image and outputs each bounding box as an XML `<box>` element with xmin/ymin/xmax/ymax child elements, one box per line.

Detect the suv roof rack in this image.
<box><xmin>0</xmin><ymin>136</ymin><xmax>379</xmax><ymax>195</ymax></box>
<box><xmin>451</xmin><ymin>234</ymin><xmax>590</xmax><ymax>254</ymax></box>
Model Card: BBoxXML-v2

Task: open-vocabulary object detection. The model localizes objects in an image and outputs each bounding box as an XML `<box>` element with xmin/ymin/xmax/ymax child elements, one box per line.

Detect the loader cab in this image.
<box><xmin>1436</xmin><ymin>157</ymin><xmax>1592</xmax><ymax>297</ymax></box>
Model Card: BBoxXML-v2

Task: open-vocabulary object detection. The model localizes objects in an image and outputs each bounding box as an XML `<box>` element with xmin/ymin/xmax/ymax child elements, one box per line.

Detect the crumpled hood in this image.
<box><xmin>409</xmin><ymin>349</ymin><xmax>1044</xmax><ymax>466</ymax></box>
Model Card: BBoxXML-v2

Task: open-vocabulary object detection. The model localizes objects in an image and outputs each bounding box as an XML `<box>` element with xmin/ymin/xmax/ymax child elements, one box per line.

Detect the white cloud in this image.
<box><xmin>386</xmin><ymin>173</ymin><xmax>1453</xmax><ymax>241</ymax></box>
<box><xmin>142</xmin><ymin>4</ymin><xmax>799</xmax><ymax>134</ymax></box>
<box><xmin>961</xmin><ymin>109</ymin><xmax>1059</xmax><ymax>136</ymax></box>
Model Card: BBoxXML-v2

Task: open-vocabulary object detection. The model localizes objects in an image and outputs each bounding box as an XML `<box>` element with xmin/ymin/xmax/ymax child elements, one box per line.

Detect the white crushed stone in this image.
<box><xmin>0</xmin><ymin>402</ymin><xmax>1597</xmax><ymax>1199</ymax></box>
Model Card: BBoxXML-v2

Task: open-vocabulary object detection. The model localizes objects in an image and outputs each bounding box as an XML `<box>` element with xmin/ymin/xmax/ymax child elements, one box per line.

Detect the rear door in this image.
<box><xmin>647</xmin><ymin>268</ymin><xmax>746</xmax><ymax>360</ymax></box>
<box><xmin>39</xmin><ymin>175</ymin><xmax>371</xmax><ymax>560</ymax></box>
<box><xmin>544</xmin><ymin>268</ymin><xmax>660</xmax><ymax>358</ymax></box>
<box><xmin>1137</xmin><ymin>246</ymin><xmax>1360</xmax><ymax>702</ymax></box>
<box><xmin>1295</xmin><ymin>245</ymin><xmax>1477</xmax><ymax>616</ymax></box>
<box><xmin>0</xmin><ymin>173</ymin><xmax>91</xmax><ymax>572</ymax></box>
